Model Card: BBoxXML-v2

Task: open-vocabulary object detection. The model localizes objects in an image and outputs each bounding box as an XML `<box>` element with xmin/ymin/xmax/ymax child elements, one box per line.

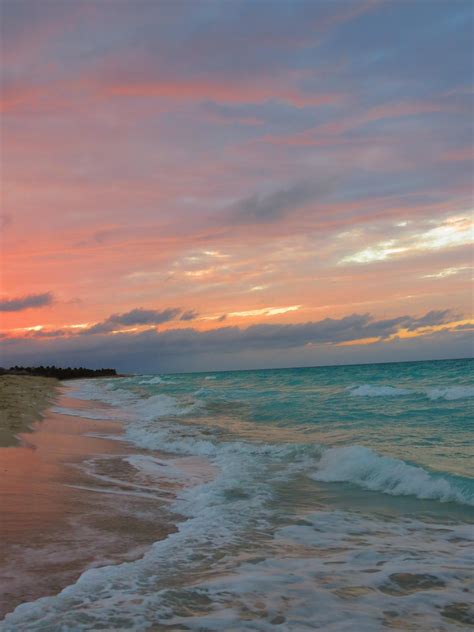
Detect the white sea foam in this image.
<box><xmin>349</xmin><ymin>383</ymin><xmax>474</xmax><ymax>401</ymax></box>
<box><xmin>66</xmin><ymin>379</ymin><xmax>136</xmax><ymax>406</ymax></box>
<box><xmin>130</xmin><ymin>393</ymin><xmax>199</xmax><ymax>420</ymax></box>
<box><xmin>204</xmin><ymin>375</ymin><xmax>217</xmax><ymax>380</ymax></box>
<box><xmin>65</xmin><ymin>379</ymin><xmax>201</xmax><ymax>423</ymax></box>
<box><xmin>350</xmin><ymin>384</ymin><xmax>411</xmax><ymax>397</ymax></box>
<box><xmin>4</xmin><ymin>502</ymin><xmax>472</xmax><ymax>631</ymax></box>
<box><xmin>51</xmin><ymin>406</ymin><xmax>115</xmax><ymax>421</ymax></box>
<box><xmin>125</xmin><ymin>455</ymin><xmax>194</xmax><ymax>482</ymax></box>
<box><xmin>312</xmin><ymin>445</ymin><xmax>474</xmax><ymax>505</ymax></box>
<box><xmin>138</xmin><ymin>376</ymin><xmax>163</xmax><ymax>385</ymax></box>
<box><xmin>1</xmin><ymin>426</ymin><xmax>277</xmax><ymax>631</ymax></box>
<box><xmin>176</xmin><ymin>511</ymin><xmax>473</xmax><ymax>632</ymax></box>
<box><xmin>426</xmin><ymin>385</ymin><xmax>474</xmax><ymax>400</ymax></box>
<box><xmin>122</xmin><ymin>414</ymin><xmax>474</xmax><ymax>508</ymax></box>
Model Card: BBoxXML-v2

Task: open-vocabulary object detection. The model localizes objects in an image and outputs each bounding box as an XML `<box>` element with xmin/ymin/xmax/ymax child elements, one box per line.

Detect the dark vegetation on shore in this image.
<box><xmin>0</xmin><ymin>366</ymin><xmax>118</xmax><ymax>380</ymax></box>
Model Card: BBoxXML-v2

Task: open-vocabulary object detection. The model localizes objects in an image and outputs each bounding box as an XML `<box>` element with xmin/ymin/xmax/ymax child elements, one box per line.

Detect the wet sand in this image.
<box><xmin>0</xmin><ymin>389</ymin><xmax>180</xmax><ymax>618</ymax></box>
<box><xmin>0</xmin><ymin>376</ymin><xmax>59</xmax><ymax>446</ymax></box>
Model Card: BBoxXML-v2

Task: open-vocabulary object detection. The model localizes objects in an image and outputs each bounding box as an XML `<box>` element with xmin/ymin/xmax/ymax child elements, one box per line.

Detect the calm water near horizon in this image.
<box><xmin>2</xmin><ymin>358</ymin><xmax>473</xmax><ymax>630</ymax></box>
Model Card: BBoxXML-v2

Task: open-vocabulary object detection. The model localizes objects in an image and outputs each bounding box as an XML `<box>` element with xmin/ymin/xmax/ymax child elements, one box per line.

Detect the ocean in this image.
<box><xmin>3</xmin><ymin>358</ymin><xmax>473</xmax><ymax>631</ymax></box>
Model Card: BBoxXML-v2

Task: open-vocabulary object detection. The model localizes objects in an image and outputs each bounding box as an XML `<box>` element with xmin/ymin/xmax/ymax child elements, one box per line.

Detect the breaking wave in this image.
<box><xmin>350</xmin><ymin>383</ymin><xmax>474</xmax><ymax>400</ymax></box>
<box><xmin>312</xmin><ymin>445</ymin><xmax>474</xmax><ymax>505</ymax></box>
<box><xmin>349</xmin><ymin>385</ymin><xmax>411</xmax><ymax>397</ymax></box>
<box><xmin>138</xmin><ymin>376</ymin><xmax>163</xmax><ymax>385</ymax></box>
<box><xmin>425</xmin><ymin>385</ymin><xmax>474</xmax><ymax>400</ymax></box>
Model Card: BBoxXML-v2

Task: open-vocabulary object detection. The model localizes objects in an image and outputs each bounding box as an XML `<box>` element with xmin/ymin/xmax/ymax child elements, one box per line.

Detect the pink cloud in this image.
<box><xmin>440</xmin><ymin>146</ymin><xmax>474</xmax><ymax>162</ymax></box>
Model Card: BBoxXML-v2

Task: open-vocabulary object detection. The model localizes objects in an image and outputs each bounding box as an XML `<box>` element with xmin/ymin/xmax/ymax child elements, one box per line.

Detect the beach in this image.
<box><xmin>0</xmin><ymin>377</ymin><xmax>183</xmax><ymax>620</ymax></box>
<box><xmin>1</xmin><ymin>360</ymin><xmax>473</xmax><ymax>630</ymax></box>
<box><xmin>2</xmin><ymin>0</ymin><xmax>471</xmax><ymax>628</ymax></box>
<box><xmin>0</xmin><ymin>376</ymin><xmax>59</xmax><ymax>446</ymax></box>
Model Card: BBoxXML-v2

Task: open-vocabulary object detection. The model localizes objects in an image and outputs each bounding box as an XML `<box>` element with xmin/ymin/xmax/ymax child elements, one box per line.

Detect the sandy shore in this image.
<box><xmin>0</xmin><ymin>375</ymin><xmax>60</xmax><ymax>446</ymax></box>
<box><xmin>0</xmin><ymin>384</ymin><xmax>180</xmax><ymax>618</ymax></box>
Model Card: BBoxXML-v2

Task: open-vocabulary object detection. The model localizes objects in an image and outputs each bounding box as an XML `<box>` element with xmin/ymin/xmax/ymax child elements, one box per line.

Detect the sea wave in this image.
<box><xmin>66</xmin><ymin>379</ymin><xmax>201</xmax><ymax>421</ymax></box>
<box><xmin>425</xmin><ymin>385</ymin><xmax>474</xmax><ymax>400</ymax></box>
<box><xmin>350</xmin><ymin>383</ymin><xmax>474</xmax><ymax>400</ymax></box>
<box><xmin>312</xmin><ymin>445</ymin><xmax>474</xmax><ymax>505</ymax></box>
<box><xmin>138</xmin><ymin>376</ymin><xmax>163</xmax><ymax>385</ymax></box>
<box><xmin>65</xmin><ymin>379</ymin><xmax>474</xmax><ymax>506</ymax></box>
<box><xmin>129</xmin><ymin>393</ymin><xmax>200</xmax><ymax>420</ymax></box>
<box><xmin>349</xmin><ymin>385</ymin><xmax>411</xmax><ymax>397</ymax></box>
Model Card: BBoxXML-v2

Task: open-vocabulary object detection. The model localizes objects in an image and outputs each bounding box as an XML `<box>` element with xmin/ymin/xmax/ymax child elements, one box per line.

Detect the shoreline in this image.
<box><xmin>0</xmin><ymin>380</ymin><xmax>181</xmax><ymax>618</ymax></box>
<box><xmin>0</xmin><ymin>375</ymin><xmax>60</xmax><ymax>447</ymax></box>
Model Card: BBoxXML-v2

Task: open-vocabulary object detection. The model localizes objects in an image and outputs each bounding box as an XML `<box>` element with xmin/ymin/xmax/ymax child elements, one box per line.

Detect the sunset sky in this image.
<box><xmin>1</xmin><ymin>0</ymin><xmax>473</xmax><ymax>372</ymax></box>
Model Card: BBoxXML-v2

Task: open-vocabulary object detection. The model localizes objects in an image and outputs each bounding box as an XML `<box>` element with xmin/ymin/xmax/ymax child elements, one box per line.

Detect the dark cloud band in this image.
<box><xmin>83</xmin><ymin>307</ymin><xmax>196</xmax><ymax>334</ymax></box>
<box><xmin>1</xmin><ymin>309</ymin><xmax>463</xmax><ymax>373</ymax></box>
<box><xmin>0</xmin><ymin>292</ymin><xmax>53</xmax><ymax>312</ymax></box>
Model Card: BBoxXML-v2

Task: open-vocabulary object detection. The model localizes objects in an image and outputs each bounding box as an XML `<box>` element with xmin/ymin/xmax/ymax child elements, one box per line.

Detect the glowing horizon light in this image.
<box><xmin>110</xmin><ymin>327</ymin><xmax>139</xmax><ymax>334</ymax></box>
<box><xmin>228</xmin><ymin>305</ymin><xmax>301</xmax><ymax>318</ymax></box>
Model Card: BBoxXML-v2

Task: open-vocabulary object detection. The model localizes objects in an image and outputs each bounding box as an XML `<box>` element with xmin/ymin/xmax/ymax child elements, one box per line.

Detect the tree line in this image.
<box><xmin>0</xmin><ymin>366</ymin><xmax>118</xmax><ymax>380</ymax></box>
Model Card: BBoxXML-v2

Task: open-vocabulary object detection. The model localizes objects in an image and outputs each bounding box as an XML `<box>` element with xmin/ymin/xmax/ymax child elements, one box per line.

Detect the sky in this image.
<box><xmin>0</xmin><ymin>0</ymin><xmax>473</xmax><ymax>373</ymax></box>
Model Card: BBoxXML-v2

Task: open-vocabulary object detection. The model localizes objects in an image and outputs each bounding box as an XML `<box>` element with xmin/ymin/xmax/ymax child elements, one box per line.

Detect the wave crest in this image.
<box><xmin>312</xmin><ymin>445</ymin><xmax>473</xmax><ymax>505</ymax></box>
<box><xmin>138</xmin><ymin>376</ymin><xmax>163</xmax><ymax>385</ymax></box>
<box><xmin>350</xmin><ymin>383</ymin><xmax>474</xmax><ymax>400</ymax></box>
<box><xmin>426</xmin><ymin>385</ymin><xmax>474</xmax><ymax>400</ymax></box>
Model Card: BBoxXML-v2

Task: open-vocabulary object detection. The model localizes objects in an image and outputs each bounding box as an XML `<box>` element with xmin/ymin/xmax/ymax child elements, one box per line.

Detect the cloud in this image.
<box><xmin>27</xmin><ymin>328</ymin><xmax>67</xmax><ymax>338</ymax></box>
<box><xmin>404</xmin><ymin>309</ymin><xmax>458</xmax><ymax>330</ymax></box>
<box><xmin>2</xmin><ymin>0</ymin><xmax>472</xmax><ymax>373</ymax></box>
<box><xmin>2</xmin><ymin>309</ymin><xmax>463</xmax><ymax>374</ymax></box>
<box><xmin>340</xmin><ymin>215</ymin><xmax>473</xmax><ymax>264</ymax></box>
<box><xmin>423</xmin><ymin>266</ymin><xmax>470</xmax><ymax>279</ymax></box>
<box><xmin>72</xmin><ymin>228</ymin><xmax>117</xmax><ymax>249</ymax></box>
<box><xmin>228</xmin><ymin>305</ymin><xmax>301</xmax><ymax>318</ymax></box>
<box><xmin>83</xmin><ymin>307</ymin><xmax>182</xmax><ymax>334</ymax></box>
<box><xmin>180</xmin><ymin>309</ymin><xmax>199</xmax><ymax>321</ymax></box>
<box><xmin>229</xmin><ymin>180</ymin><xmax>334</xmax><ymax>224</ymax></box>
<box><xmin>0</xmin><ymin>292</ymin><xmax>53</xmax><ymax>312</ymax></box>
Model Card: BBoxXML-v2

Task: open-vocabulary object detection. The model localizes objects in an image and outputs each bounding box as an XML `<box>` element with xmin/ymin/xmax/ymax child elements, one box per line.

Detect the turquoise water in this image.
<box><xmin>3</xmin><ymin>358</ymin><xmax>473</xmax><ymax>631</ymax></box>
<box><xmin>147</xmin><ymin>358</ymin><xmax>474</xmax><ymax>478</ymax></box>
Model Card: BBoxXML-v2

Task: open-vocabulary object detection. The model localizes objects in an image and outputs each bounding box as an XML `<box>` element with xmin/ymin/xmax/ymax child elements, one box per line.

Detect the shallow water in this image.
<box><xmin>2</xmin><ymin>358</ymin><xmax>473</xmax><ymax>630</ymax></box>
